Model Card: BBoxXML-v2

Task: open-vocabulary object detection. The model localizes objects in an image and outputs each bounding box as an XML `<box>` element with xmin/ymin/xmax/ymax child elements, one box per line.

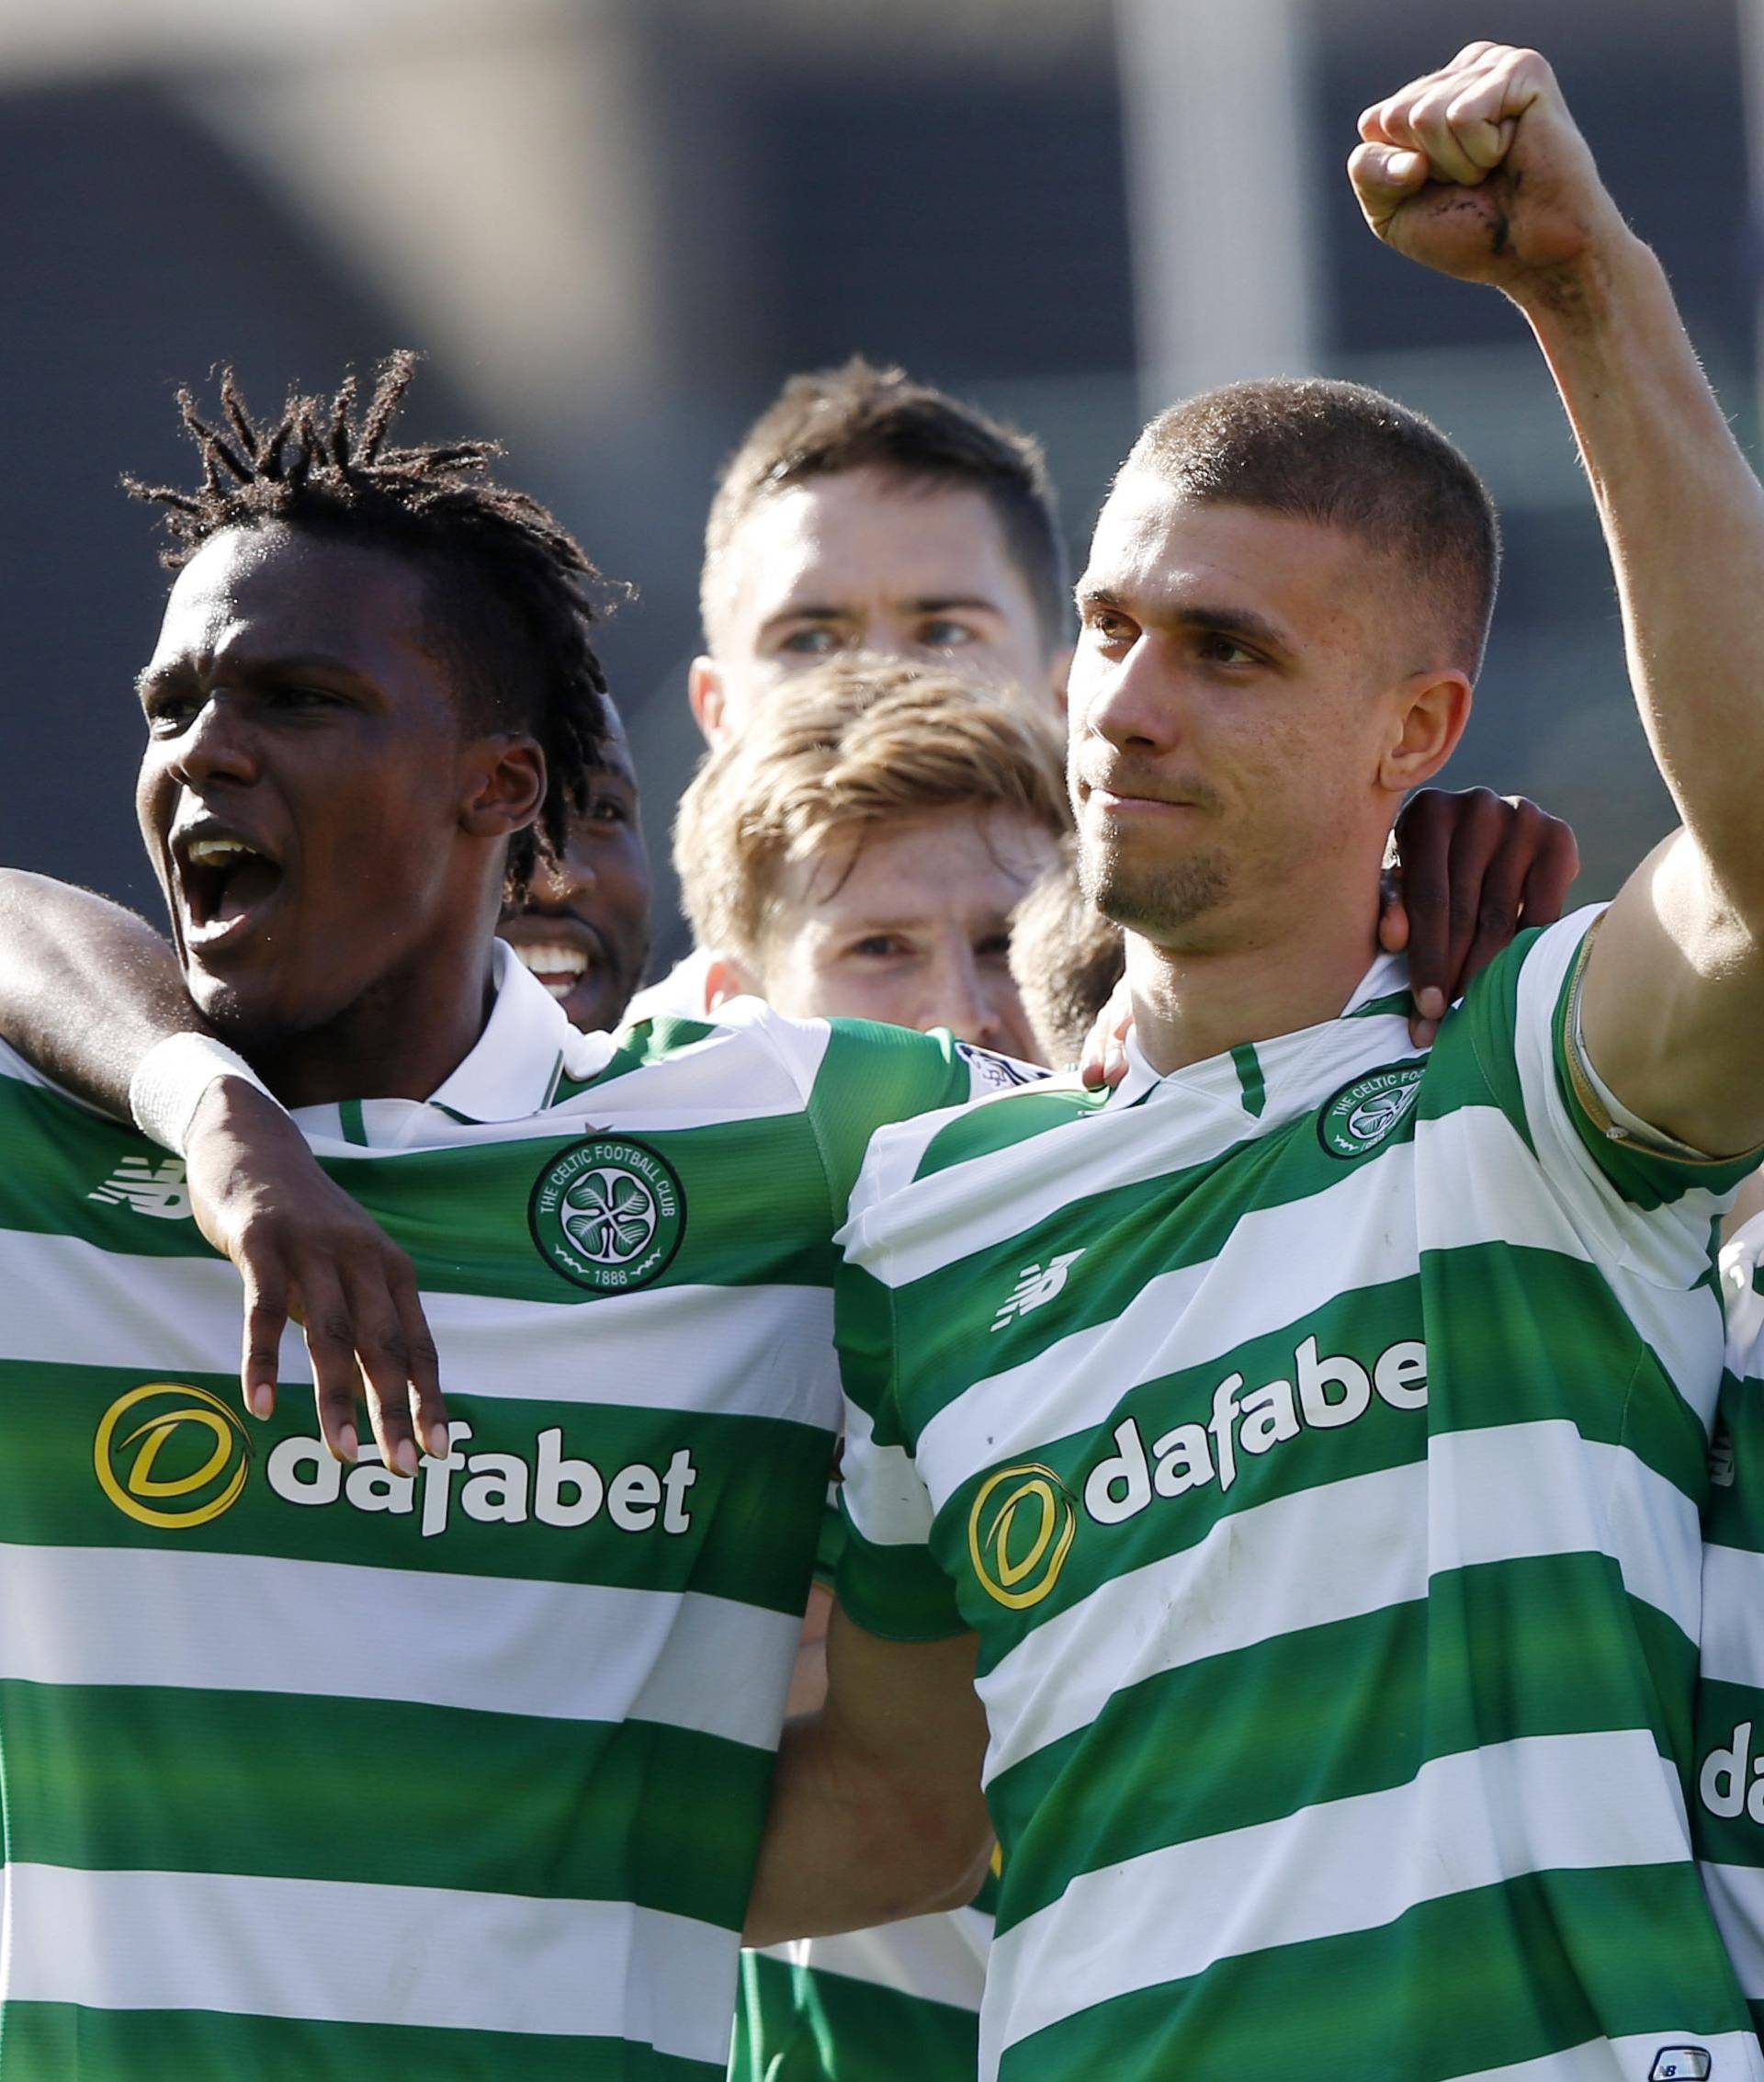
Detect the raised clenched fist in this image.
<box><xmin>1349</xmin><ymin>43</ymin><xmax>1628</xmax><ymax>298</ymax></box>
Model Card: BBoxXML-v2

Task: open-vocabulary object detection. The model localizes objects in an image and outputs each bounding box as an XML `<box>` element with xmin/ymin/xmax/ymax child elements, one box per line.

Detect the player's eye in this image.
<box><xmin>1083</xmin><ymin>608</ymin><xmax>1136</xmax><ymax>648</ymax></box>
<box><xmin>919</xmin><ymin>618</ymin><xmax>978</xmax><ymax>650</ymax></box>
<box><xmin>266</xmin><ymin>683</ymin><xmax>344</xmax><ymax>713</ymax></box>
<box><xmin>142</xmin><ymin>690</ymin><xmax>200</xmax><ymax>734</ymax></box>
<box><xmin>777</xmin><ymin>626</ymin><xmax>843</xmax><ymax>657</ymax></box>
<box><xmin>850</xmin><ymin>934</ymin><xmax>910</xmax><ymax>959</ymax></box>
<box><xmin>1198</xmin><ymin>633</ymin><xmax>1258</xmax><ymax>667</ymax></box>
<box><xmin>588</xmin><ymin>793</ymin><xmax>631</xmax><ymax>825</ymax></box>
<box><xmin>976</xmin><ymin>931</ymin><xmax>1013</xmax><ymax>961</ymax></box>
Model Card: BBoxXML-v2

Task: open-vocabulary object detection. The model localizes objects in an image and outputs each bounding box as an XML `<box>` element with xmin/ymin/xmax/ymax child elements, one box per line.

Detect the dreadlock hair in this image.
<box><xmin>126</xmin><ymin>350</ymin><xmax>620</xmax><ymax>895</ymax></box>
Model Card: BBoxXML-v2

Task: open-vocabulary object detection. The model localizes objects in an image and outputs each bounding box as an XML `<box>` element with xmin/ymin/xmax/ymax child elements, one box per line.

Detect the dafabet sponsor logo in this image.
<box><xmin>95</xmin><ymin>1386</ymin><xmax>696</xmax><ymax>1541</ymax></box>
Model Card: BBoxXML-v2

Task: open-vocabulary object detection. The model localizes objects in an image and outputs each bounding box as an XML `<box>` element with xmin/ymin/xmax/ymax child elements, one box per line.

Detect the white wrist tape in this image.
<box><xmin>128</xmin><ymin>1032</ymin><xmax>277</xmax><ymax>1156</ymax></box>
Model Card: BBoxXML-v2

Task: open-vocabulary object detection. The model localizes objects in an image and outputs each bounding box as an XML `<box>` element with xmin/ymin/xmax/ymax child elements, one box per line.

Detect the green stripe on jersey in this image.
<box><xmin>733</xmin><ymin>1950</ymin><xmax>979</xmax><ymax>2082</ymax></box>
<box><xmin>0</xmin><ymin>1363</ymin><xmax>830</xmax><ymax>1609</ymax></box>
<box><xmin>4</xmin><ymin>1680</ymin><xmax>769</xmax><ymax>1927</ymax></box>
<box><xmin>0</xmin><ymin>2005</ymin><xmax>723</xmax><ymax>2082</ymax></box>
<box><xmin>0</xmin><ymin>1001</ymin><xmax>986</xmax><ymax>2076</ymax></box>
<box><xmin>988</xmin><ymin>1553</ymin><xmax>1694</xmax><ymax>1936</ymax></box>
<box><xmin>836</xmin><ymin>911</ymin><xmax>1754</xmax><ymax>2082</ymax></box>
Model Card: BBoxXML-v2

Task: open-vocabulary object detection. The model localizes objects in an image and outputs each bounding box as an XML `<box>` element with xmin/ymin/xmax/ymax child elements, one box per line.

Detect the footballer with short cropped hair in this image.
<box><xmin>750</xmin><ymin>43</ymin><xmax>1764</xmax><ymax>2079</ymax></box>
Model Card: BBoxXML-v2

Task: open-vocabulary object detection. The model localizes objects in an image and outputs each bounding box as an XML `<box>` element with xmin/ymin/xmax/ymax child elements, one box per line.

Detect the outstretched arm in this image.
<box><xmin>0</xmin><ymin>867</ymin><xmax>445</xmax><ymax>1470</ymax></box>
<box><xmin>1353</xmin><ymin>43</ymin><xmax>1764</xmax><ymax>1155</ymax></box>
<box><xmin>744</xmin><ymin>1601</ymin><xmax>992</xmax><ymax>1946</ymax></box>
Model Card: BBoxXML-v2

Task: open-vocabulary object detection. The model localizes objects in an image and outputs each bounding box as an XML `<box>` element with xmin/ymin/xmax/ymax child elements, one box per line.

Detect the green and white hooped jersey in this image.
<box><xmin>0</xmin><ymin>947</ymin><xmax>991</xmax><ymax>2080</ymax></box>
<box><xmin>734</xmin><ymin>1878</ymin><xmax>994</xmax><ymax>2082</ymax></box>
<box><xmin>837</xmin><ymin>911</ymin><xmax>1762</xmax><ymax>2082</ymax></box>
<box><xmin>732</xmin><ymin>1503</ymin><xmax>994</xmax><ymax>2082</ymax></box>
<box><xmin>1696</xmin><ymin>1209</ymin><xmax>1764</xmax><ymax>2042</ymax></box>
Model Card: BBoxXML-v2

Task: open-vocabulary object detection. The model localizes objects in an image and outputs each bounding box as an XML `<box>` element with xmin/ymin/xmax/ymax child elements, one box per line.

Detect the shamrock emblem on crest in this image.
<box><xmin>560</xmin><ymin>1166</ymin><xmax>657</xmax><ymax>1264</ymax></box>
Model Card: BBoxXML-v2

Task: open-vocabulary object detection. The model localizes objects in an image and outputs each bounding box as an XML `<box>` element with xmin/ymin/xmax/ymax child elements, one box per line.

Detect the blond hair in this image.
<box><xmin>674</xmin><ymin>656</ymin><xmax>1071</xmax><ymax>967</ymax></box>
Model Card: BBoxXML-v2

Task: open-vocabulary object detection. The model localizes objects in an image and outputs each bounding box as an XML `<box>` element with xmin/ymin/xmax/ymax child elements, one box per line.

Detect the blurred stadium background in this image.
<box><xmin>3</xmin><ymin>0</ymin><xmax>1755</xmax><ymax>966</ymax></box>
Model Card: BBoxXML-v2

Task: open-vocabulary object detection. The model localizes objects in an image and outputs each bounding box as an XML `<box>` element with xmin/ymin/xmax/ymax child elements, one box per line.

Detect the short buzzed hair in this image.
<box><xmin>674</xmin><ymin>654</ymin><xmax>1071</xmax><ymax>968</ymax></box>
<box><xmin>701</xmin><ymin>357</ymin><xmax>1068</xmax><ymax>651</ymax></box>
<box><xmin>1126</xmin><ymin>378</ymin><xmax>1500</xmax><ymax>674</ymax></box>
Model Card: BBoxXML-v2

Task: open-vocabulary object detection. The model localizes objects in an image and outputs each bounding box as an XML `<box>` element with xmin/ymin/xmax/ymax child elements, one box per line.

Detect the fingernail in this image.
<box><xmin>337</xmin><ymin>1424</ymin><xmax>357</xmax><ymax>1465</ymax></box>
<box><xmin>1417</xmin><ymin>987</ymin><xmax>1446</xmax><ymax>1021</ymax></box>
<box><xmin>393</xmin><ymin>1439</ymin><xmax>419</xmax><ymax>1478</ymax></box>
<box><xmin>428</xmin><ymin>1423</ymin><xmax>451</xmax><ymax>1459</ymax></box>
<box><xmin>247</xmin><ymin>1384</ymin><xmax>272</xmax><ymax>1420</ymax></box>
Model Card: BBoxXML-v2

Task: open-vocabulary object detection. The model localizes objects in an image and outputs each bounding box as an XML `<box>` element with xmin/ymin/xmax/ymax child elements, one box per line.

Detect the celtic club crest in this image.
<box><xmin>1317</xmin><ymin>1063</ymin><xmax>1425</xmax><ymax>1161</ymax></box>
<box><xmin>529</xmin><ymin>1137</ymin><xmax>686</xmax><ymax>1292</ymax></box>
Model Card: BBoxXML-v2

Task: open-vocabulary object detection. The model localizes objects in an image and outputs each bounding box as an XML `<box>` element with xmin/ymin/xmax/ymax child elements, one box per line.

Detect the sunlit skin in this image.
<box><xmin>497</xmin><ymin>704</ymin><xmax>652</xmax><ymax>1034</ymax></box>
<box><xmin>1069</xmin><ymin>478</ymin><xmax>1469</xmax><ymax>1072</ymax></box>
<box><xmin>707</xmin><ymin>806</ymin><xmax>1061</xmax><ymax>1062</ymax></box>
<box><xmin>134</xmin><ymin>523</ymin><xmax>546</xmax><ymax>1107</ymax></box>
<box><xmin>690</xmin><ymin>465</ymin><xmax>1065</xmax><ymax>742</ymax></box>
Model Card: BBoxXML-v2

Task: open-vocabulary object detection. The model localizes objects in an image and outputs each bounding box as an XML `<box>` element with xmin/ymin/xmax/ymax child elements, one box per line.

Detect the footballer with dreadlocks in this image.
<box><xmin>0</xmin><ymin>352</ymin><xmax>1009</xmax><ymax>2074</ymax></box>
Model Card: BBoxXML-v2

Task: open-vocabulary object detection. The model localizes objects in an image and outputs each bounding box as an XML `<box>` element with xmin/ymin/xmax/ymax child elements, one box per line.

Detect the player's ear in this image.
<box><xmin>459</xmin><ymin>732</ymin><xmax>546</xmax><ymax>838</ymax></box>
<box><xmin>688</xmin><ymin>657</ymin><xmax>729</xmax><ymax>747</ymax></box>
<box><xmin>705</xmin><ymin>954</ymin><xmax>762</xmax><ymax>1012</ymax></box>
<box><xmin>1378</xmin><ymin>670</ymin><xmax>1472</xmax><ymax>794</ymax></box>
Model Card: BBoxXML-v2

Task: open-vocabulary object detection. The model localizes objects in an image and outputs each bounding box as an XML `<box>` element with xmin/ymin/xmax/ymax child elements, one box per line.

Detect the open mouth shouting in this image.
<box><xmin>171</xmin><ymin>823</ymin><xmax>286</xmax><ymax>952</ymax></box>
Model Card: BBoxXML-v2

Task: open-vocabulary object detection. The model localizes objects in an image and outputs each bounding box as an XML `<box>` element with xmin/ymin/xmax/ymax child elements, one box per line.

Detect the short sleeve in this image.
<box><xmin>799</xmin><ymin>1021</ymin><xmax>1034</xmax><ymax>1228</ymax></box>
<box><xmin>1454</xmin><ymin>906</ymin><xmax>1753</xmax><ymax>1288</ymax></box>
<box><xmin>832</xmin><ymin>1249</ymin><xmax>967</xmax><ymax>1643</ymax></box>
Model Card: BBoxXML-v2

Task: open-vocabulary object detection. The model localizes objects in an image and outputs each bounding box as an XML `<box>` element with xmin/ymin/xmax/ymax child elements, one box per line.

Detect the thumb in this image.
<box><xmin>1348</xmin><ymin>141</ymin><xmax>1430</xmax><ymax>232</ymax></box>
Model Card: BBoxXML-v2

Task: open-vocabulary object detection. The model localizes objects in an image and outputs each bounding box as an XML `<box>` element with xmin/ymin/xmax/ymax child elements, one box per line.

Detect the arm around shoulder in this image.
<box><xmin>0</xmin><ymin>868</ymin><xmax>199</xmax><ymax>1116</ymax></box>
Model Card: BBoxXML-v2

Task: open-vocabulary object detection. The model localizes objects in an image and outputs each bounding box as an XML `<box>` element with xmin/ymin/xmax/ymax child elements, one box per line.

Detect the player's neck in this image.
<box><xmin>1125</xmin><ymin>885</ymin><xmax>1383</xmax><ymax>1078</ymax></box>
<box><xmin>242</xmin><ymin>946</ymin><xmax>502</xmax><ymax>1111</ymax></box>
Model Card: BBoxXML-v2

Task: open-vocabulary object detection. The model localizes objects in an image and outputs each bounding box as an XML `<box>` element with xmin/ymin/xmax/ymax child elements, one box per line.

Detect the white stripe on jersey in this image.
<box><xmin>0</xmin><ymin>1540</ymin><xmax>800</xmax><ymax>1749</ymax></box>
<box><xmin>3</xmin><ymin>1861</ymin><xmax>737</xmax><ymax>2057</ymax></box>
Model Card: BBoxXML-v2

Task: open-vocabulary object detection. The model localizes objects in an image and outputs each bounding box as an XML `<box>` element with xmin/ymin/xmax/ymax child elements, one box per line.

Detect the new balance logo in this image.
<box><xmin>89</xmin><ymin>1156</ymin><xmax>192</xmax><ymax>1221</ymax></box>
<box><xmin>1711</xmin><ymin>1419</ymin><xmax>1736</xmax><ymax>1488</ymax></box>
<box><xmin>991</xmin><ymin>1250</ymin><xmax>1084</xmax><ymax>1331</ymax></box>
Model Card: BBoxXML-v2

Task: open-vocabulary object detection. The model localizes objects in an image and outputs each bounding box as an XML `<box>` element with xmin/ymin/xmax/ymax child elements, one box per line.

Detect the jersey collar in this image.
<box><xmin>1107</xmin><ymin>946</ymin><xmax>1413</xmax><ymax>1117</ymax></box>
<box><xmin>424</xmin><ymin>939</ymin><xmax>574</xmax><ymax>1124</ymax></box>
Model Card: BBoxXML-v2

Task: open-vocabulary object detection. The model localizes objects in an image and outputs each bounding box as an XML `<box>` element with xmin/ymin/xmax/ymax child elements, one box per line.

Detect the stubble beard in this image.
<box><xmin>1076</xmin><ymin>820</ymin><xmax>1231</xmax><ymax>943</ymax></box>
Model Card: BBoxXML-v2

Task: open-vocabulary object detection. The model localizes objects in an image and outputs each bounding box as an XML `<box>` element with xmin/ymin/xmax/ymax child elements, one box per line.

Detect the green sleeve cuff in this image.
<box><xmin>835</xmin><ymin>1508</ymin><xmax>966</xmax><ymax>1643</ymax></box>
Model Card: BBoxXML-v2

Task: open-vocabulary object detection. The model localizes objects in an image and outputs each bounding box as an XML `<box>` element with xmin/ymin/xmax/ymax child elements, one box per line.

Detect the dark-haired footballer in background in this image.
<box><xmin>498</xmin><ymin>698</ymin><xmax>652</xmax><ymax>1035</ymax></box>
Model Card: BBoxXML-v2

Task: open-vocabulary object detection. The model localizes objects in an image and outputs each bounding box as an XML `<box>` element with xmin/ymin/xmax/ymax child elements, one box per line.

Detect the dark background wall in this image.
<box><xmin>1</xmin><ymin>1</ymin><xmax>1750</xmax><ymax>956</ymax></box>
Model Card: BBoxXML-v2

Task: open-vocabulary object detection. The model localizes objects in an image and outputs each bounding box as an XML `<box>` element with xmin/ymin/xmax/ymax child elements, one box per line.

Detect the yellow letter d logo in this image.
<box><xmin>968</xmin><ymin>1464</ymin><xmax>1077</xmax><ymax>1611</ymax></box>
<box><xmin>95</xmin><ymin>1383</ymin><xmax>251</xmax><ymax>1529</ymax></box>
